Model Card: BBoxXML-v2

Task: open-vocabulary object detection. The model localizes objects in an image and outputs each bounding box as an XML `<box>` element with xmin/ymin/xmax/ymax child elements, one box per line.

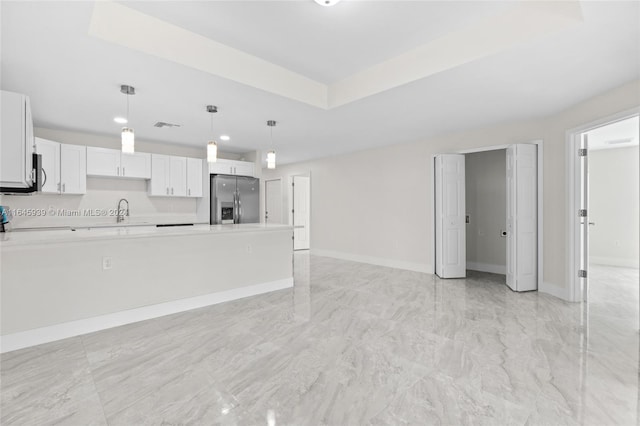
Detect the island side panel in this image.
<box><xmin>1</xmin><ymin>229</ymin><xmax>293</xmax><ymax>335</ymax></box>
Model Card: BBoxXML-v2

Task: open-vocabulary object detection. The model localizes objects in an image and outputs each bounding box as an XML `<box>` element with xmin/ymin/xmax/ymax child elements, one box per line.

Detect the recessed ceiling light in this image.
<box><xmin>114</xmin><ymin>117</ymin><xmax>128</xmax><ymax>124</ymax></box>
<box><xmin>220</xmin><ymin>135</ymin><xmax>230</xmax><ymax>141</ymax></box>
<box><xmin>314</xmin><ymin>0</ymin><xmax>341</xmax><ymax>6</ymax></box>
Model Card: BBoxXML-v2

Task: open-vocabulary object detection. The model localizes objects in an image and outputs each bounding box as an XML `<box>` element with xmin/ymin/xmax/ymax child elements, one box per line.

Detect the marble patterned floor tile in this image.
<box><xmin>1</xmin><ymin>337</ymin><xmax>107</xmax><ymax>425</ymax></box>
<box><xmin>1</xmin><ymin>254</ymin><xmax>638</xmax><ymax>425</ymax></box>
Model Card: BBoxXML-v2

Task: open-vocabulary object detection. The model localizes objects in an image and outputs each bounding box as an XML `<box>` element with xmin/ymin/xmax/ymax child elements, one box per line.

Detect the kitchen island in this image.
<box><xmin>0</xmin><ymin>224</ymin><xmax>293</xmax><ymax>352</ymax></box>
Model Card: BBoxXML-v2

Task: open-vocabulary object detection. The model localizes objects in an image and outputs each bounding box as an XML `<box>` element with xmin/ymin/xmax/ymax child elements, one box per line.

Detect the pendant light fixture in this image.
<box><xmin>267</xmin><ymin>120</ymin><xmax>276</xmax><ymax>169</ymax></box>
<box><xmin>207</xmin><ymin>105</ymin><xmax>218</xmax><ymax>163</ymax></box>
<box><xmin>120</xmin><ymin>85</ymin><xmax>135</xmax><ymax>154</ymax></box>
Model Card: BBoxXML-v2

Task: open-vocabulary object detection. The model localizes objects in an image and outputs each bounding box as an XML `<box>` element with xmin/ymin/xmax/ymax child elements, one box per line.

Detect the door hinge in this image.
<box><xmin>578</xmin><ymin>209</ymin><xmax>587</xmax><ymax>217</ymax></box>
<box><xmin>578</xmin><ymin>148</ymin><xmax>588</xmax><ymax>157</ymax></box>
<box><xmin>578</xmin><ymin>269</ymin><xmax>587</xmax><ymax>278</ymax></box>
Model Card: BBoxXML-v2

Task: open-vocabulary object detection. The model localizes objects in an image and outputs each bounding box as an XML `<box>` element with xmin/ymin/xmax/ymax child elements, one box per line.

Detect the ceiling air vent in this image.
<box><xmin>154</xmin><ymin>121</ymin><xmax>181</xmax><ymax>128</ymax></box>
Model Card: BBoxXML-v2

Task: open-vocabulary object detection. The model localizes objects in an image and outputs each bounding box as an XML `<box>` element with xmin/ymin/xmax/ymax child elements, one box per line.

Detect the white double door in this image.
<box><xmin>435</xmin><ymin>144</ymin><xmax>538</xmax><ymax>292</ymax></box>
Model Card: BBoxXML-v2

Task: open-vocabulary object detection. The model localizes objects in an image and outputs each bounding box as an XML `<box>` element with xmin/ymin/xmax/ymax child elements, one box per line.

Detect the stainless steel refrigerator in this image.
<box><xmin>210</xmin><ymin>175</ymin><xmax>260</xmax><ymax>224</ymax></box>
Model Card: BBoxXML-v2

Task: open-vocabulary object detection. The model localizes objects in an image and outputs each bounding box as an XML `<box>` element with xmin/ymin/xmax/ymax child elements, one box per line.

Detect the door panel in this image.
<box><xmin>170</xmin><ymin>156</ymin><xmax>187</xmax><ymax>196</ymax></box>
<box><xmin>506</xmin><ymin>144</ymin><xmax>538</xmax><ymax>291</ymax></box>
<box><xmin>121</xmin><ymin>152</ymin><xmax>151</xmax><ymax>179</ymax></box>
<box><xmin>435</xmin><ymin>154</ymin><xmax>465</xmax><ymax>278</ymax></box>
<box><xmin>293</xmin><ymin>176</ymin><xmax>310</xmax><ymax>250</ymax></box>
<box><xmin>265</xmin><ymin>179</ymin><xmax>283</xmax><ymax>224</ymax></box>
<box><xmin>237</xmin><ymin>177</ymin><xmax>260</xmax><ymax>223</ymax></box>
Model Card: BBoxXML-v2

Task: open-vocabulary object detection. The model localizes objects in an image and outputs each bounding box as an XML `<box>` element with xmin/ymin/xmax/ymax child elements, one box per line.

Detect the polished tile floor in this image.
<box><xmin>1</xmin><ymin>254</ymin><xmax>639</xmax><ymax>425</ymax></box>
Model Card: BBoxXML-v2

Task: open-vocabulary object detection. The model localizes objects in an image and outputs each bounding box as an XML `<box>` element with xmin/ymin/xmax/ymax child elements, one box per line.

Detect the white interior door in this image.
<box><xmin>578</xmin><ymin>134</ymin><xmax>589</xmax><ymax>301</ymax></box>
<box><xmin>506</xmin><ymin>144</ymin><xmax>538</xmax><ymax>291</ymax></box>
<box><xmin>265</xmin><ymin>179</ymin><xmax>283</xmax><ymax>224</ymax></box>
<box><xmin>293</xmin><ymin>176</ymin><xmax>310</xmax><ymax>250</ymax></box>
<box><xmin>435</xmin><ymin>154</ymin><xmax>466</xmax><ymax>278</ymax></box>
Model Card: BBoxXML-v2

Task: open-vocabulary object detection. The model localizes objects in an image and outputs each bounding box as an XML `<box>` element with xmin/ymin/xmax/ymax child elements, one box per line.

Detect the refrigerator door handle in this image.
<box><xmin>238</xmin><ymin>194</ymin><xmax>242</xmax><ymax>223</ymax></box>
<box><xmin>234</xmin><ymin>191</ymin><xmax>239</xmax><ymax>223</ymax></box>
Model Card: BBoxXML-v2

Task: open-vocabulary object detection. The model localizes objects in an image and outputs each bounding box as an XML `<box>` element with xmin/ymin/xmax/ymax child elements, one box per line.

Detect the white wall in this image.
<box><xmin>263</xmin><ymin>80</ymin><xmax>640</xmax><ymax>296</ymax></box>
<box><xmin>589</xmin><ymin>145</ymin><xmax>639</xmax><ymax>268</ymax></box>
<box><xmin>465</xmin><ymin>149</ymin><xmax>507</xmax><ymax>273</ymax></box>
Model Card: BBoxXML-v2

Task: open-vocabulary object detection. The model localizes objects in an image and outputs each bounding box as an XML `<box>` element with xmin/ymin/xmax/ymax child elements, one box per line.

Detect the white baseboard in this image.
<box><xmin>590</xmin><ymin>256</ymin><xmax>639</xmax><ymax>269</ymax></box>
<box><xmin>539</xmin><ymin>281</ymin><xmax>570</xmax><ymax>301</ymax></box>
<box><xmin>466</xmin><ymin>261</ymin><xmax>506</xmax><ymax>275</ymax></box>
<box><xmin>0</xmin><ymin>278</ymin><xmax>293</xmax><ymax>354</ymax></box>
<box><xmin>310</xmin><ymin>249</ymin><xmax>431</xmax><ymax>273</ymax></box>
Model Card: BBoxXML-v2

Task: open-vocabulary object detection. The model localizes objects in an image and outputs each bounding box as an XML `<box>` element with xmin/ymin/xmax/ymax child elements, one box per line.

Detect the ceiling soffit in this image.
<box><xmin>89</xmin><ymin>1</ymin><xmax>583</xmax><ymax>109</ymax></box>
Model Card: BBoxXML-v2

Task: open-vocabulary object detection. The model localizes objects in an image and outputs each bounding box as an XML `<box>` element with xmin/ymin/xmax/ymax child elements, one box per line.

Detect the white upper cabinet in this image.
<box><xmin>60</xmin><ymin>144</ymin><xmax>86</xmax><ymax>194</ymax></box>
<box><xmin>234</xmin><ymin>161</ymin><xmax>255</xmax><ymax>177</ymax></box>
<box><xmin>1</xmin><ymin>91</ymin><xmax>34</xmax><ymax>189</ymax></box>
<box><xmin>120</xmin><ymin>152</ymin><xmax>151</xmax><ymax>179</ymax></box>
<box><xmin>170</xmin><ymin>156</ymin><xmax>187</xmax><ymax>197</ymax></box>
<box><xmin>35</xmin><ymin>137</ymin><xmax>86</xmax><ymax>195</ymax></box>
<box><xmin>209</xmin><ymin>159</ymin><xmax>254</xmax><ymax>177</ymax></box>
<box><xmin>87</xmin><ymin>147</ymin><xmax>151</xmax><ymax>179</ymax></box>
<box><xmin>150</xmin><ymin>155</ymin><xmax>202</xmax><ymax>198</ymax></box>
<box><xmin>149</xmin><ymin>154</ymin><xmax>171</xmax><ymax>196</ymax></box>
<box><xmin>35</xmin><ymin>137</ymin><xmax>60</xmax><ymax>194</ymax></box>
<box><xmin>186</xmin><ymin>157</ymin><xmax>203</xmax><ymax>198</ymax></box>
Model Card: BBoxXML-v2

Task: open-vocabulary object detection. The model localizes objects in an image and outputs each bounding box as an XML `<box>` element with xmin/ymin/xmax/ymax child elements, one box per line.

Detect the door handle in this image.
<box><xmin>117</xmin><ymin>166</ymin><xmax>119</xmax><ymax>176</ymax></box>
<box><xmin>188</xmin><ymin>188</ymin><xmax>191</xmax><ymax>196</ymax></box>
<box><xmin>123</xmin><ymin>167</ymin><xmax>125</xmax><ymax>176</ymax></box>
<box><xmin>171</xmin><ymin>187</ymin><xmax>174</xmax><ymax>195</ymax></box>
<box><xmin>166</xmin><ymin>187</ymin><xmax>169</xmax><ymax>195</ymax></box>
<box><xmin>62</xmin><ymin>183</ymin><xmax>66</xmax><ymax>193</ymax></box>
<box><xmin>588</xmin><ymin>222</ymin><xmax>596</xmax><ymax>226</ymax></box>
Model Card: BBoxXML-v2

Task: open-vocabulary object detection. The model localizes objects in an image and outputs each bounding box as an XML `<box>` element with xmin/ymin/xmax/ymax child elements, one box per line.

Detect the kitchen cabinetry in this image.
<box><xmin>60</xmin><ymin>144</ymin><xmax>86</xmax><ymax>194</ymax></box>
<box><xmin>170</xmin><ymin>156</ymin><xmax>187</xmax><ymax>197</ymax></box>
<box><xmin>1</xmin><ymin>90</ymin><xmax>34</xmax><ymax>189</ymax></box>
<box><xmin>35</xmin><ymin>137</ymin><xmax>86</xmax><ymax>194</ymax></box>
<box><xmin>209</xmin><ymin>159</ymin><xmax>254</xmax><ymax>177</ymax></box>
<box><xmin>87</xmin><ymin>147</ymin><xmax>151</xmax><ymax>179</ymax></box>
<box><xmin>150</xmin><ymin>155</ymin><xmax>203</xmax><ymax>197</ymax></box>
<box><xmin>186</xmin><ymin>158</ymin><xmax>203</xmax><ymax>197</ymax></box>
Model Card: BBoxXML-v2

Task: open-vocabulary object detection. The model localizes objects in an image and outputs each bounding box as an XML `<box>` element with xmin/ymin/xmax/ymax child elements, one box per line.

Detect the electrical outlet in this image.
<box><xmin>246</xmin><ymin>244</ymin><xmax>252</xmax><ymax>254</ymax></box>
<box><xmin>102</xmin><ymin>257</ymin><xmax>112</xmax><ymax>270</ymax></box>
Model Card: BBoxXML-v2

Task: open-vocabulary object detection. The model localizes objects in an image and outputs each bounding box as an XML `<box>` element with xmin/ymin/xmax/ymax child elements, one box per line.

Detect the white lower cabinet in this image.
<box><xmin>35</xmin><ymin>137</ymin><xmax>86</xmax><ymax>195</ymax></box>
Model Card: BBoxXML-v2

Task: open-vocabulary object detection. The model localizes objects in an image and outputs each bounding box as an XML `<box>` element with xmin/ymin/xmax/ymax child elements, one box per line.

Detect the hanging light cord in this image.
<box><xmin>210</xmin><ymin>112</ymin><xmax>213</xmax><ymax>136</ymax></box>
<box><xmin>126</xmin><ymin>91</ymin><xmax>130</xmax><ymax>124</ymax></box>
<box><xmin>270</xmin><ymin>125</ymin><xmax>274</xmax><ymax>147</ymax></box>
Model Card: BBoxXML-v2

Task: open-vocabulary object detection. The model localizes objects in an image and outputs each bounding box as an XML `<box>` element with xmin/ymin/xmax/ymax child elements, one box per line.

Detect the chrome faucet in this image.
<box><xmin>116</xmin><ymin>198</ymin><xmax>129</xmax><ymax>223</ymax></box>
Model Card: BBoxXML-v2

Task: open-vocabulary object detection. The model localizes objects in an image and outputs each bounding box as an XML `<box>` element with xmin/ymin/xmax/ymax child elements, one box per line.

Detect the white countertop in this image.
<box><xmin>0</xmin><ymin>223</ymin><xmax>293</xmax><ymax>247</ymax></box>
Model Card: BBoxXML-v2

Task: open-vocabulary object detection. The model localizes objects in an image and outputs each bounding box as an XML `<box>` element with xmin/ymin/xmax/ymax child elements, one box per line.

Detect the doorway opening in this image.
<box><xmin>465</xmin><ymin>149</ymin><xmax>507</xmax><ymax>277</ymax></box>
<box><xmin>567</xmin><ymin>108</ymin><xmax>639</xmax><ymax>303</ymax></box>
<box><xmin>432</xmin><ymin>141</ymin><xmax>543</xmax><ymax>292</ymax></box>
